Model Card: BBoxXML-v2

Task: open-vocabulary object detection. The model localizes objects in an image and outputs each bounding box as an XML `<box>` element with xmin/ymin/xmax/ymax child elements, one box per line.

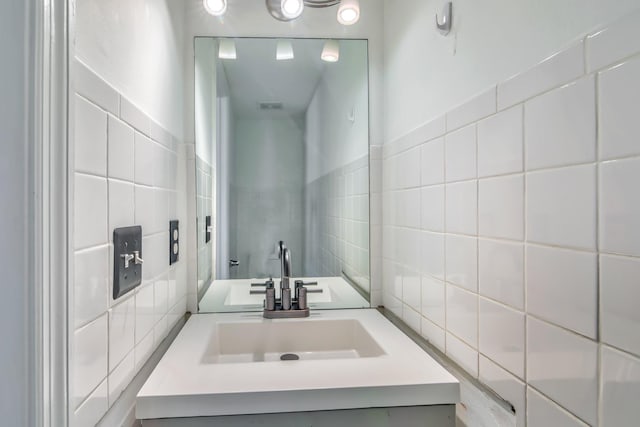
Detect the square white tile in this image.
<box><xmin>477</xmin><ymin>105</ymin><xmax>523</xmax><ymax>177</ymax></box>
<box><xmin>445</xmin><ymin>180</ymin><xmax>477</xmax><ymax>235</ymax></box>
<box><xmin>74</xmin><ymin>245</ymin><xmax>109</xmax><ymax>329</ymax></box>
<box><xmin>601</xmin><ymin>346</ymin><xmax>640</xmax><ymax>427</ymax></box>
<box><xmin>526</xmin><ymin>245</ymin><xmax>597</xmax><ymax>338</ymax></box>
<box><xmin>396</xmin><ymin>188</ymin><xmax>421</xmax><ymax>228</ymax></box>
<box><xmin>599</xmin><ymin>58</ymin><xmax>640</xmax><ymax>160</ymax></box>
<box><xmin>445</xmin><ymin>234</ymin><xmax>477</xmax><ymax>291</ymax></box>
<box><xmin>446</xmin><ymin>332</ymin><xmax>478</xmax><ymax>377</ymax></box>
<box><xmin>75</xmin><ymin>95</ymin><xmax>107</xmax><ymax>176</ymax></box>
<box><xmin>154</xmin><ymin>274</ymin><xmax>169</xmax><ymax>323</ymax></box>
<box><xmin>402</xmin><ymin>304</ymin><xmax>422</xmax><ymax>332</ymax></box>
<box><xmin>134</xmin><ymin>132</ymin><xmax>156</xmax><ymax>186</ymax></box>
<box><xmin>134</xmin><ymin>329</ymin><xmax>155</xmax><ymax>372</ymax></box>
<box><xmin>72</xmin><ymin>379</ymin><xmax>108</xmax><ymax>427</ymax></box>
<box><xmin>526</xmin><ymin>165</ymin><xmax>596</xmax><ymax>250</ymax></box>
<box><xmin>135</xmin><ymin>283</ymin><xmax>155</xmax><ymax>344</ymax></box>
<box><xmin>108</xmin><ymin>179</ymin><xmax>134</xmax><ymax>234</ymax></box>
<box><xmin>108</xmin><ymin>295</ymin><xmax>135</xmax><ymax>372</ymax></box>
<box><xmin>478</xmin><ymin>174</ymin><xmax>524</xmax><ymax>240</ymax></box>
<box><xmin>396</xmin><ymin>146</ymin><xmax>421</xmax><ymax>189</ymax></box>
<box><xmin>599</xmin><ymin>157</ymin><xmax>640</xmax><ymax>257</ymax></box>
<box><xmin>421</xmin><ymin>317</ymin><xmax>445</xmax><ymax>353</ymax></box>
<box><xmin>445</xmin><ymin>125</ymin><xmax>477</xmax><ymax>183</ymax></box>
<box><xmin>421</xmin><ymin>275</ymin><xmax>445</xmax><ymax>327</ymax></box>
<box><xmin>107</xmin><ymin>115</ymin><xmax>135</xmax><ymax>182</ymax></box>
<box><xmin>108</xmin><ymin>351</ymin><xmax>134</xmax><ymax>407</ymax></box>
<box><xmin>402</xmin><ymin>269</ymin><xmax>421</xmax><ymax>311</ymax></box>
<box><xmin>478</xmin><ymin>239</ymin><xmax>524</xmax><ymax>310</ymax></box>
<box><xmin>497</xmin><ymin>41</ymin><xmax>585</xmax><ymax>109</ymax></box>
<box><xmin>446</xmin><ymin>284</ymin><xmax>478</xmax><ymax>347</ymax></box>
<box><xmin>420</xmin><ymin>231</ymin><xmax>445</xmax><ymax>280</ymax></box>
<box><xmin>601</xmin><ymin>255</ymin><xmax>640</xmax><ymax>357</ymax></box>
<box><xmin>479</xmin><ymin>298</ymin><xmax>525</xmax><ymax>379</ymax></box>
<box><xmin>74</xmin><ymin>173</ymin><xmax>108</xmax><ymax>250</ymax></box>
<box><xmin>397</xmin><ymin>228</ymin><xmax>421</xmax><ymax>273</ymax></box>
<box><xmin>421</xmin><ymin>185</ymin><xmax>444</xmax><ymax>232</ymax></box>
<box><xmin>73</xmin><ymin>314</ymin><xmax>108</xmax><ymax>409</ymax></box>
<box><xmin>525</xmin><ymin>76</ymin><xmax>596</xmax><ymax>170</ymax></box>
<box><xmin>527</xmin><ymin>317</ymin><xmax>598</xmax><ymax>426</ymax></box>
<box><xmin>420</xmin><ymin>137</ymin><xmax>445</xmax><ymax>186</ymax></box>
<box><xmin>479</xmin><ymin>356</ymin><xmax>525</xmax><ymax>427</ymax></box>
<box><xmin>526</xmin><ymin>387</ymin><xmax>588</xmax><ymax>427</ymax></box>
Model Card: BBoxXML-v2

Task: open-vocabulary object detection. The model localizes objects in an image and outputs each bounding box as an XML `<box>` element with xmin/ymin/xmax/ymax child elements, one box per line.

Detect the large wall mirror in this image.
<box><xmin>194</xmin><ymin>37</ymin><xmax>370</xmax><ymax>312</ymax></box>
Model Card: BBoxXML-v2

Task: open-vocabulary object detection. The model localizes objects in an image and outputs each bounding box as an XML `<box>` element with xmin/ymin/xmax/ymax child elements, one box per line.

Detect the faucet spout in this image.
<box><xmin>281</xmin><ymin>248</ymin><xmax>292</xmax><ymax>290</ymax></box>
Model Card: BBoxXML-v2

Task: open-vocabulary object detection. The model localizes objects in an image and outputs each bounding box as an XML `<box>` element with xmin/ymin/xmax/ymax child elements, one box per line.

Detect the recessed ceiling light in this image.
<box><xmin>203</xmin><ymin>0</ymin><xmax>227</xmax><ymax>16</ymax></box>
<box><xmin>337</xmin><ymin>0</ymin><xmax>360</xmax><ymax>25</ymax></box>
<box><xmin>281</xmin><ymin>0</ymin><xmax>304</xmax><ymax>19</ymax></box>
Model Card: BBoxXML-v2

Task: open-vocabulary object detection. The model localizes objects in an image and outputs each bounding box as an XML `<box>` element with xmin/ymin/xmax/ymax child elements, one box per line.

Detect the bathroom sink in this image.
<box><xmin>206</xmin><ymin>318</ymin><xmax>385</xmax><ymax>363</ymax></box>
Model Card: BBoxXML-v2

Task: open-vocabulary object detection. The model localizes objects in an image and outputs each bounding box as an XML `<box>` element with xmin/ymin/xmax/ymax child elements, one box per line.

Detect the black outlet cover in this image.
<box><xmin>169</xmin><ymin>220</ymin><xmax>179</xmax><ymax>265</ymax></box>
<box><xmin>113</xmin><ymin>226</ymin><xmax>143</xmax><ymax>300</ymax></box>
<box><xmin>205</xmin><ymin>215</ymin><xmax>212</xmax><ymax>243</ymax></box>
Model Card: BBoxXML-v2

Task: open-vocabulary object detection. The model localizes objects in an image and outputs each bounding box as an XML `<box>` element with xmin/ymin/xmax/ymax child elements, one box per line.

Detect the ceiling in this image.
<box><xmin>220</xmin><ymin>38</ymin><xmax>328</xmax><ymax>119</ymax></box>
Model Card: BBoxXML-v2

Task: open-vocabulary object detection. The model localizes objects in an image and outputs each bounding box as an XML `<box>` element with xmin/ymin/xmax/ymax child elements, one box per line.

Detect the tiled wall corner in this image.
<box><xmin>71</xmin><ymin>60</ymin><xmax>188</xmax><ymax>426</ymax></box>
<box><xmin>381</xmin><ymin>10</ymin><xmax>640</xmax><ymax>426</ymax></box>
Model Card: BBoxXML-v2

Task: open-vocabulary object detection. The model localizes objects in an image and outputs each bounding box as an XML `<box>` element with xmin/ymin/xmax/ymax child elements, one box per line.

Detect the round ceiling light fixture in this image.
<box><xmin>281</xmin><ymin>0</ymin><xmax>304</xmax><ymax>19</ymax></box>
<box><xmin>337</xmin><ymin>0</ymin><xmax>360</xmax><ymax>25</ymax></box>
<box><xmin>321</xmin><ymin>40</ymin><xmax>340</xmax><ymax>62</ymax></box>
<box><xmin>203</xmin><ymin>0</ymin><xmax>227</xmax><ymax>16</ymax></box>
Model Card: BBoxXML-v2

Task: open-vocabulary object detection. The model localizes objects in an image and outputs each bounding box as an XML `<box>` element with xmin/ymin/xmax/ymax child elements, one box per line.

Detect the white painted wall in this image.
<box><xmin>0</xmin><ymin>2</ymin><xmax>31</xmax><ymax>425</ymax></box>
<box><xmin>75</xmin><ymin>0</ymin><xmax>185</xmax><ymax>137</ymax></box>
<box><xmin>384</xmin><ymin>0</ymin><xmax>640</xmax><ymax>142</ymax></box>
<box><xmin>305</xmin><ymin>40</ymin><xmax>369</xmax><ymax>183</ymax></box>
<box><xmin>183</xmin><ymin>0</ymin><xmax>384</xmax><ymax>146</ymax></box>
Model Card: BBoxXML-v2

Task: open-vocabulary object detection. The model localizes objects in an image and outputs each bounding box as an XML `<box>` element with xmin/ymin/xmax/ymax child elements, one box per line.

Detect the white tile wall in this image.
<box><xmin>71</xmin><ymin>61</ymin><xmax>187</xmax><ymax>425</ymax></box>
<box><xmin>382</xmin><ymin>14</ymin><xmax>640</xmax><ymax>425</ymax></box>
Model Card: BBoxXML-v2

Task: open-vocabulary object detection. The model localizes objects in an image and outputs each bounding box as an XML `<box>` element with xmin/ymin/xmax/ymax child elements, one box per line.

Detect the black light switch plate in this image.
<box><xmin>113</xmin><ymin>226</ymin><xmax>143</xmax><ymax>300</ymax></box>
<box><xmin>205</xmin><ymin>215</ymin><xmax>212</xmax><ymax>243</ymax></box>
<box><xmin>169</xmin><ymin>220</ymin><xmax>179</xmax><ymax>265</ymax></box>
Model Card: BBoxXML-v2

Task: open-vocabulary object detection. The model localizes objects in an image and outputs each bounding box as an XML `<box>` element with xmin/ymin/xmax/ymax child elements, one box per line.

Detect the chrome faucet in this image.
<box><xmin>263</xmin><ymin>241</ymin><xmax>309</xmax><ymax>318</ymax></box>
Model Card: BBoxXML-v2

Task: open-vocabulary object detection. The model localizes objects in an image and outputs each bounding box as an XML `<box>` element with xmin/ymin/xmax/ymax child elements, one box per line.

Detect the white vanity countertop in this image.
<box><xmin>136</xmin><ymin>309</ymin><xmax>460</xmax><ymax>420</ymax></box>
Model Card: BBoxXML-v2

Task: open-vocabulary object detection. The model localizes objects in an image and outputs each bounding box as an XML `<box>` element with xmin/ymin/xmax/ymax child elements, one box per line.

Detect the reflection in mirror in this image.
<box><xmin>194</xmin><ymin>37</ymin><xmax>370</xmax><ymax>312</ymax></box>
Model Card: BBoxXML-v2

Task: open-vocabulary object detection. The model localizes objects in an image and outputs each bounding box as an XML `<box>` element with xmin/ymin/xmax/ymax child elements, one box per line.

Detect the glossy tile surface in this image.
<box><xmin>526</xmin><ymin>165</ymin><xmax>596</xmax><ymax>250</ymax></box>
<box><xmin>73</xmin><ymin>314</ymin><xmax>108</xmax><ymax>408</ymax></box>
<box><xmin>525</xmin><ymin>77</ymin><xmax>596</xmax><ymax>170</ymax></box>
<box><xmin>601</xmin><ymin>346</ymin><xmax>640</xmax><ymax>427</ymax></box>
<box><xmin>445</xmin><ymin>180</ymin><xmax>477</xmax><ymax>235</ymax></box>
<box><xmin>478</xmin><ymin>239</ymin><xmax>523</xmax><ymax>310</ymax></box>
<box><xmin>601</xmin><ymin>255</ymin><xmax>640</xmax><ymax>356</ymax></box>
<box><xmin>420</xmin><ymin>138</ymin><xmax>445</xmax><ymax>186</ymax></box>
<box><xmin>445</xmin><ymin>125</ymin><xmax>477</xmax><ymax>182</ymax></box>
<box><xmin>479</xmin><ymin>298</ymin><xmax>525</xmax><ymax>378</ymax></box>
<box><xmin>527</xmin><ymin>317</ymin><xmax>598</xmax><ymax>425</ymax></box>
<box><xmin>75</xmin><ymin>94</ymin><xmax>108</xmax><ymax>176</ymax></box>
<box><xmin>599</xmin><ymin>157</ymin><xmax>640</xmax><ymax>257</ymax></box>
<box><xmin>479</xmin><ymin>356</ymin><xmax>525</xmax><ymax>427</ymax></box>
<box><xmin>477</xmin><ymin>105</ymin><xmax>523</xmax><ymax>177</ymax></box>
<box><xmin>599</xmin><ymin>58</ymin><xmax>640</xmax><ymax>160</ymax></box>
<box><xmin>478</xmin><ymin>174</ymin><xmax>524</xmax><ymax>240</ymax></box>
<box><xmin>526</xmin><ymin>245</ymin><xmax>597</xmax><ymax>338</ymax></box>
<box><xmin>446</xmin><ymin>285</ymin><xmax>478</xmax><ymax>347</ymax></box>
<box><xmin>447</xmin><ymin>87</ymin><xmax>496</xmax><ymax>131</ymax></box>
<box><xmin>445</xmin><ymin>234</ymin><xmax>477</xmax><ymax>291</ymax></box>
<box><xmin>526</xmin><ymin>387</ymin><xmax>588</xmax><ymax>427</ymax></box>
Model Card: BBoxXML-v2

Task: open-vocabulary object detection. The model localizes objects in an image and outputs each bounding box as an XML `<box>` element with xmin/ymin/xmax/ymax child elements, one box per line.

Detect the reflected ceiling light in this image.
<box><xmin>337</xmin><ymin>0</ymin><xmax>360</xmax><ymax>25</ymax></box>
<box><xmin>281</xmin><ymin>0</ymin><xmax>304</xmax><ymax>19</ymax></box>
<box><xmin>203</xmin><ymin>0</ymin><xmax>227</xmax><ymax>16</ymax></box>
<box><xmin>321</xmin><ymin>40</ymin><xmax>340</xmax><ymax>62</ymax></box>
<box><xmin>276</xmin><ymin>40</ymin><xmax>295</xmax><ymax>60</ymax></box>
<box><xmin>218</xmin><ymin>39</ymin><xmax>237</xmax><ymax>59</ymax></box>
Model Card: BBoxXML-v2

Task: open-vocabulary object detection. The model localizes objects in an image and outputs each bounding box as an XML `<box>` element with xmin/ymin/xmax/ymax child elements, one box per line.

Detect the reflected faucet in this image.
<box><xmin>277</xmin><ymin>241</ymin><xmax>291</xmax><ymax>290</ymax></box>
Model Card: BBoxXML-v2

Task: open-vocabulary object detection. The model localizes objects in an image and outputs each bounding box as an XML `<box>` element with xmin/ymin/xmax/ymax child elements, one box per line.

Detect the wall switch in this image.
<box><xmin>113</xmin><ymin>226</ymin><xmax>143</xmax><ymax>299</ymax></box>
<box><xmin>169</xmin><ymin>220</ymin><xmax>179</xmax><ymax>265</ymax></box>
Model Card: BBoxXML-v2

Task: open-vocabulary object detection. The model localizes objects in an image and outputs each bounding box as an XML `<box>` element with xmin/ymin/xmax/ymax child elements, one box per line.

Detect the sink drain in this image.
<box><xmin>280</xmin><ymin>353</ymin><xmax>300</xmax><ymax>361</ymax></box>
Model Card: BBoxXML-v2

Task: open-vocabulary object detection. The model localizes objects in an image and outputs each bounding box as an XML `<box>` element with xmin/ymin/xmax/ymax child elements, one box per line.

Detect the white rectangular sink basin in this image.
<box><xmin>208</xmin><ymin>319</ymin><xmax>385</xmax><ymax>363</ymax></box>
<box><xmin>137</xmin><ymin>309</ymin><xmax>459</xmax><ymax>420</ymax></box>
